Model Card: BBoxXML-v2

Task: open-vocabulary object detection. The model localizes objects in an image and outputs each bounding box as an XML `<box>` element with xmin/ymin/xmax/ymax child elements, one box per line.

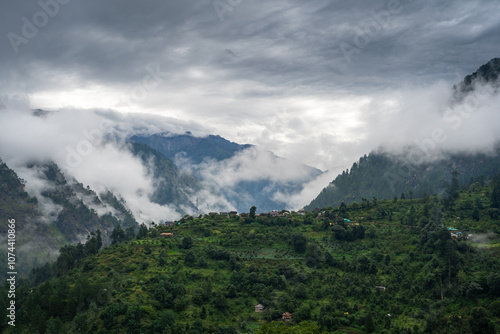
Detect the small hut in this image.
<box><xmin>282</xmin><ymin>312</ymin><xmax>292</xmax><ymax>322</ymax></box>
<box><xmin>255</xmin><ymin>304</ymin><xmax>264</xmax><ymax>312</ymax></box>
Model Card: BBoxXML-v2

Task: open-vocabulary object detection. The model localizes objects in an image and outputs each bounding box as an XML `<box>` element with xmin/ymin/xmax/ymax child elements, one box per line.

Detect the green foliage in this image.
<box><xmin>250</xmin><ymin>206</ymin><xmax>257</xmax><ymax>220</ymax></box>
<box><xmin>305</xmin><ymin>244</ymin><xmax>322</xmax><ymax>267</ymax></box>
<box><xmin>137</xmin><ymin>223</ymin><xmax>148</xmax><ymax>239</ymax></box>
<box><xmin>5</xmin><ymin>184</ymin><xmax>500</xmax><ymax>333</ymax></box>
<box><xmin>306</xmin><ymin>150</ymin><xmax>500</xmax><ymax>210</ymax></box>
<box><xmin>110</xmin><ymin>225</ymin><xmax>126</xmax><ymax>245</ymax></box>
<box><xmin>256</xmin><ymin>321</ymin><xmax>326</xmax><ymax>333</ymax></box>
<box><xmin>292</xmin><ymin>233</ymin><xmax>307</xmax><ymax>253</ymax></box>
<box><xmin>182</xmin><ymin>235</ymin><xmax>194</xmax><ymax>249</ymax></box>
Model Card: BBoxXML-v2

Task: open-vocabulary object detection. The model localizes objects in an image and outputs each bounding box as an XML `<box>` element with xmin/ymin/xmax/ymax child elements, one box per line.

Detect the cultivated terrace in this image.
<box><xmin>1</xmin><ymin>178</ymin><xmax>500</xmax><ymax>333</ymax></box>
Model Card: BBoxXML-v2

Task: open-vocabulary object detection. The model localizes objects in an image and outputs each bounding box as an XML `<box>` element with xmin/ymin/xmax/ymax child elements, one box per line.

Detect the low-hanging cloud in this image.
<box><xmin>174</xmin><ymin>146</ymin><xmax>322</xmax><ymax>211</ymax></box>
<box><xmin>1</xmin><ymin>0</ymin><xmax>498</xmax><ymax>185</ymax></box>
<box><xmin>357</xmin><ymin>81</ymin><xmax>500</xmax><ymax>160</ymax></box>
<box><xmin>284</xmin><ymin>80</ymin><xmax>500</xmax><ymax>209</ymax></box>
<box><xmin>0</xmin><ymin>101</ymin><xmax>219</xmax><ymax>223</ymax></box>
<box><xmin>14</xmin><ymin>164</ymin><xmax>63</xmax><ymax>221</ymax></box>
<box><xmin>191</xmin><ymin>147</ymin><xmax>318</xmax><ymax>187</ymax></box>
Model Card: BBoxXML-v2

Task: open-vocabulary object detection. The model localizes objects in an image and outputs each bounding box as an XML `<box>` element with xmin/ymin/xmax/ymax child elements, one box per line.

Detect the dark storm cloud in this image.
<box><xmin>2</xmin><ymin>0</ymin><xmax>498</xmax><ymax>93</ymax></box>
<box><xmin>0</xmin><ymin>0</ymin><xmax>499</xmax><ymax>173</ymax></box>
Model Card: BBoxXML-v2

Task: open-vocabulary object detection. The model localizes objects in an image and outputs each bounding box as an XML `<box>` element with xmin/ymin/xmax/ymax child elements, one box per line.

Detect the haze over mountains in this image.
<box><xmin>2</xmin><ymin>1</ymin><xmax>500</xmax><ymax>331</ymax></box>
<box><xmin>307</xmin><ymin>57</ymin><xmax>500</xmax><ymax>210</ymax></box>
<box><xmin>0</xmin><ymin>57</ymin><xmax>499</xmax><ymax>277</ymax></box>
<box><xmin>0</xmin><ymin>100</ymin><xmax>326</xmax><ymax>229</ymax></box>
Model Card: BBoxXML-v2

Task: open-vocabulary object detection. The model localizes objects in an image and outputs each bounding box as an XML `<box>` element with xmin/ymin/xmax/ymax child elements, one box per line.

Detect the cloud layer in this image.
<box><xmin>0</xmin><ymin>0</ymin><xmax>499</xmax><ymax>213</ymax></box>
<box><xmin>1</xmin><ymin>0</ymin><xmax>499</xmax><ymax>172</ymax></box>
<box><xmin>0</xmin><ymin>104</ymin><xmax>211</xmax><ymax>222</ymax></box>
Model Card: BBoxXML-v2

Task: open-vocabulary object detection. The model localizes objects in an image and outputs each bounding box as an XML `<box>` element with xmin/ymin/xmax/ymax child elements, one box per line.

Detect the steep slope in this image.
<box><xmin>308</xmin><ymin>57</ymin><xmax>500</xmax><ymax>211</ymax></box>
<box><xmin>306</xmin><ymin>150</ymin><xmax>500</xmax><ymax>210</ymax></box>
<box><xmin>129</xmin><ymin>142</ymin><xmax>204</xmax><ymax>213</ymax></box>
<box><xmin>0</xmin><ymin>158</ymin><xmax>140</xmax><ymax>278</ymax></box>
<box><xmin>6</xmin><ymin>184</ymin><xmax>500</xmax><ymax>333</ymax></box>
<box><xmin>0</xmin><ymin>158</ymin><xmax>60</xmax><ymax>278</ymax></box>
<box><xmin>130</xmin><ymin>134</ymin><xmax>323</xmax><ymax>213</ymax></box>
<box><xmin>27</xmin><ymin>161</ymin><xmax>138</xmax><ymax>244</ymax></box>
<box><xmin>452</xmin><ymin>57</ymin><xmax>500</xmax><ymax>102</ymax></box>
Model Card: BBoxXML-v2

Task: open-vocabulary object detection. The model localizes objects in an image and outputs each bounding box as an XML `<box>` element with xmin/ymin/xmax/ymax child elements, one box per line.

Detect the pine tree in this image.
<box><xmin>250</xmin><ymin>206</ymin><xmax>257</xmax><ymax>220</ymax></box>
<box><xmin>110</xmin><ymin>225</ymin><xmax>126</xmax><ymax>245</ymax></box>
<box><xmin>364</xmin><ymin>310</ymin><xmax>375</xmax><ymax>332</ymax></box>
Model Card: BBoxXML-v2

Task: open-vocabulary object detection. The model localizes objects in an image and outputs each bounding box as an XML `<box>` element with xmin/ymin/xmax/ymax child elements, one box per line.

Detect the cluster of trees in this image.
<box><xmin>1</xmin><ymin>178</ymin><xmax>499</xmax><ymax>333</ymax></box>
<box><xmin>30</xmin><ymin>230</ymin><xmax>103</xmax><ymax>285</ymax></box>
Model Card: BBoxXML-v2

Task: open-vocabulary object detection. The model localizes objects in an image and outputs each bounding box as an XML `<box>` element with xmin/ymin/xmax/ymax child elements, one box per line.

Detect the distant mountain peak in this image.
<box><xmin>452</xmin><ymin>57</ymin><xmax>500</xmax><ymax>102</ymax></box>
<box><xmin>129</xmin><ymin>133</ymin><xmax>253</xmax><ymax>164</ymax></box>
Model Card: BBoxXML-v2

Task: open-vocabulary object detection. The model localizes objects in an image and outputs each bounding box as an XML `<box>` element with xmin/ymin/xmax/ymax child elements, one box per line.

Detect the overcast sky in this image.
<box><xmin>1</xmin><ymin>0</ymin><xmax>499</xmax><ymax>171</ymax></box>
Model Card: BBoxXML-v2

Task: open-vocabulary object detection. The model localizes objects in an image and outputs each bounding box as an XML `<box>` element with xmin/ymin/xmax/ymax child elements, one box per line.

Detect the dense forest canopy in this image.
<box><xmin>2</xmin><ymin>175</ymin><xmax>499</xmax><ymax>333</ymax></box>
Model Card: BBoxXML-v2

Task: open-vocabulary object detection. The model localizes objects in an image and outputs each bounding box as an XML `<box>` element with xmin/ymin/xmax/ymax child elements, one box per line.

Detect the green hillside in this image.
<box><xmin>0</xmin><ymin>159</ymin><xmax>60</xmax><ymax>279</ymax></box>
<box><xmin>306</xmin><ymin>150</ymin><xmax>500</xmax><ymax>211</ymax></box>
<box><xmin>129</xmin><ymin>142</ymin><xmax>203</xmax><ymax>213</ymax></box>
<box><xmin>0</xmin><ymin>158</ymin><xmax>139</xmax><ymax>280</ymax></box>
<box><xmin>4</xmin><ymin>178</ymin><xmax>500</xmax><ymax>333</ymax></box>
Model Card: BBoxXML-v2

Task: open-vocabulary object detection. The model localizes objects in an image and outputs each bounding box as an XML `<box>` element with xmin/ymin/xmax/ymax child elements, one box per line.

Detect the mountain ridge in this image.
<box><xmin>308</xmin><ymin>57</ymin><xmax>500</xmax><ymax>211</ymax></box>
<box><xmin>129</xmin><ymin>133</ymin><xmax>322</xmax><ymax>213</ymax></box>
<box><xmin>130</xmin><ymin>133</ymin><xmax>253</xmax><ymax>164</ymax></box>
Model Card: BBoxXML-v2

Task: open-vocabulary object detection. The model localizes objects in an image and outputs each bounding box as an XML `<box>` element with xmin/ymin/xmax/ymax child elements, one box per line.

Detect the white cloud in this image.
<box><xmin>0</xmin><ymin>106</ymin><xmax>210</xmax><ymax>223</ymax></box>
<box><xmin>192</xmin><ymin>147</ymin><xmax>317</xmax><ymax>187</ymax></box>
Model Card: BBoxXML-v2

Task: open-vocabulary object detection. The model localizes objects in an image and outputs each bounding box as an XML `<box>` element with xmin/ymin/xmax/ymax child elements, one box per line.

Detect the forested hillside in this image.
<box><xmin>306</xmin><ymin>150</ymin><xmax>500</xmax><ymax>211</ymax></box>
<box><xmin>4</xmin><ymin>176</ymin><xmax>499</xmax><ymax>333</ymax></box>
<box><xmin>0</xmin><ymin>158</ymin><xmax>139</xmax><ymax>279</ymax></box>
<box><xmin>129</xmin><ymin>133</ymin><xmax>323</xmax><ymax>213</ymax></box>
<box><xmin>0</xmin><ymin>159</ymin><xmax>60</xmax><ymax>278</ymax></box>
<box><xmin>129</xmin><ymin>142</ymin><xmax>203</xmax><ymax>212</ymax></box>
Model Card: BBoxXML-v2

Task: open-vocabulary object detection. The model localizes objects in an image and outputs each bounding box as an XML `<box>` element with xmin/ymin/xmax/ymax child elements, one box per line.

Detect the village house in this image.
<box><xmin>297</xmin><ymin>209</ymin><xmax>306</xmax><ymax>216</ymax></box>
<box><xmin>270</xmin><ymin>210</ymin><xmax>279</xmax><ymax>218</ymax></box>
<box><xmin>282</xmin><ymin>312</ymin><xmax>292</xmax><ymax>322</ymax></box>
<box><xmin>255</xmin><ymin>304</ymin><xmax>264</xmax><ymax>312</ymax></box>
<box><xmin>375</xmin><ymin>286</ymin><xmax>386</xmax><ymax>291</ymax></box>
<box><xmin>447</xmin><ymin>227</ymin><xmax>462</xmax><ymax>239</ymax></box>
